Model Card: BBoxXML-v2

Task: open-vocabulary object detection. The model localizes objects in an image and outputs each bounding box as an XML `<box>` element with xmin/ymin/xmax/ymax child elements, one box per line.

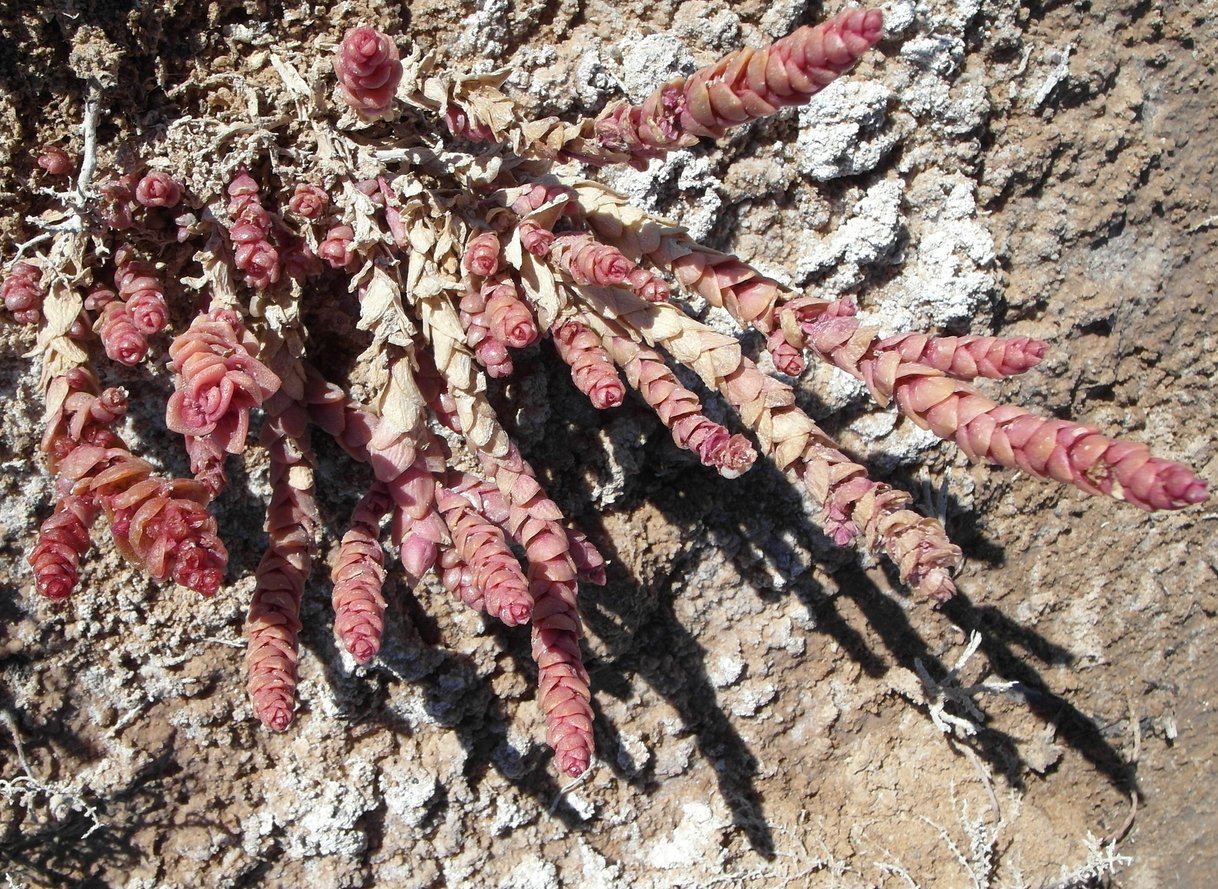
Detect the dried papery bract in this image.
<box><xmin>9</xmin><ymin>6</ymin><xmax>1209</xmax><ymax>784</ymax></box>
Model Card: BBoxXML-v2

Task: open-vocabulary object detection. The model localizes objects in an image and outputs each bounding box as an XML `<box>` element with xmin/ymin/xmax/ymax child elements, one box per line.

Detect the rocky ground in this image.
<box><xmin>1</xmin><ymin>1</ymin><xmax>1215</xmax><ymax>887</ymax></box>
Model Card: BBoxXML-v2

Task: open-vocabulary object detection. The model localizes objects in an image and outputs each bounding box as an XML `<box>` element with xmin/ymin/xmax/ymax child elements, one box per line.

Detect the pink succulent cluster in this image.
<box><xmin>227</xmin><ymin>172</ymin><xmax>281</xmax><ymax>290</ymax></box>
<box><xmin>462</xmin><ymin>231</ymin><xmax>502</xmax><ymax>277</ymax></box>
<box><xmin>134</xmin><ymin>171</ymin><xmax>183</xmax><ymax>208</ymax></box>
<box><xmin>551</xmin><ymin>233</ymin><xmax>669</xmax><ymax>300</ymax></box>
<box><xmin>37</xmin><ymin>145</ymin><xmax>73</xmax><ymax>176</ymax></box>
<box><xmin>318</xmin><ymin>224</ymin><xmax>356</xmax><ymax>269</ymax></box>
<box><xmin>288</xmin><ymin>183</ymin><xmax>330</xmax><ymax>220</ymax></box>
<box><xmin>113</xmin><ymin>245</ymin><xmax>169</xmax><ymax>335</ymax></box>
<box><xmin>784</xmin><ymin>301</ymin><xmax>1209</xmax><ymax>513</ymax></box>
<box><xmin>99</xmin><ymin>174</ymin><xmax>139</xmax><ymax>230</ymax></box>
<box><xmin>95</xmin><ymin>300</ymin><xmax>148</xmax><ymax>366</ymax></box>
<box><xmin>38</xmin><ymin>371</ymin><xmax>227</xmax><ymax>596</ymax></box>
<box><xmin>29</xmin><ymin>493</ymin><xmax>97</xmax><ymax>601</ymax></box>
<box><xmin>333</xmin><ymin>26</ymin><xmax>403</xmax><ymax>116</ymax></box>
<box><xmin>165</xmin><ymin>309</ymin><xmax>280</xmax><ymax>495</ymax></box>
<box><xmin>483</xmin><ymin>278</ymin><xmax>539</xmax><ymax>349</ymax></box>
<box><xmin>459</xmin><ymin>281</ymin><xmax>515</xmax><ymax>378</ymax></box>
<box><xmin>436</xmin><ymin>479</ymin><xmax>533</xmax><ymax>627</ymax></box>
<box><xmin>876</xmin><ymin>331</ymin><xmax>1049</xmax><ymax>379</ymax></box>
<box><xmin>2</xmin><ymin>261</ymin><xmax>43</xmax><ymax>324</ymax></box>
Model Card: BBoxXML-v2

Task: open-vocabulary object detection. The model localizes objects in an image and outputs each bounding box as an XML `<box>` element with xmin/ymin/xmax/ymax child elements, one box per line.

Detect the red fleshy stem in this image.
<box><xmin>246</xmin><ymin>399</ymin><xmax>318</xmax><ymax>730</ymax></box>
<box><xmin>550</xmin><ymin>233</ymin><xmax>669</xmax><ymax>301</ymax></box>
<box><xmin>875</xmin><ymin>331</ymin><xmax>1049</xmax><ymax>380</ymax></box>
<box><xmin>602</xmin><ymin>332</ymin><xmax>757</xmax><ymax>479</ymax></box>
<box><xmin>54</xmin><ymin>445</ymin><xmax>227</xmax><ymax>594</ymax></box>
<box><xmin>800</xmin><ymin>311</ymin><xmax>1209</xmax><ymax>511</ymax></box>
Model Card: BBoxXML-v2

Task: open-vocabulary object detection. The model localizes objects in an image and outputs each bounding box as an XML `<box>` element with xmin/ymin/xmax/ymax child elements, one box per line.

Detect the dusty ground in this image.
<box><xmin>1</xmin><ymin>1</ymin><xmax>1215</xmax><ymax>887</ymax></box>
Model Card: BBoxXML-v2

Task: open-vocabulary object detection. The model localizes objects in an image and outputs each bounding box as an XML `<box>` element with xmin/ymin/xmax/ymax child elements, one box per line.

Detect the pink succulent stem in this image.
<box><xmin>54</xmin><ymin>444</ymin><xmax>227</xmax><ymax>595</ymax></box>
<box><xmin>800</xmin><ymin>308</ymin><xmax>1209</xmax><ymax>511</ymax></box>
<box><xmin>31</xmin><ymin>375</ymin><xmax>132</xmax><ymax>600</ymax></box>
<box><xmin>550</xmin><ymin>233</ymin><xmax>669</xmax><ymax>301</ymax></box>
<box><xmin>601</xmin><ymin>332</ymin><xmax>757</xmax><ymax>478</ymax></box>
<box><xmin>332</xmin><ymin>487</ymin><xmax>392</xmax><ymax>665</ymax></box>
<box><xmin>551</xmin><ymin>319</ymin><xmax>626</xmax><ymax>410</ymax></box>
<box><xmin>247</xmin><ymin>399</ymin><xmax>318</xmax><ymax>731</ymax></box>
<box><xmin>227</xmin><ymin>171</ymin><xmax>282</xmax><ymax>290</ymax></box>
<box><xmin>593</xmin><ymin>8</ymin><xmax>883</xmax><ymax>162</ymax></box>
<box><xmin>479</xmin><ymin>442</ymin><xmax>593</xmax><ymax>777</ymax></box>
<box><xmin>435</xmin><ymin>484</ymin><xmax>533</xmax><ymax>627</ymax></box>
<box><xmin>875</xmin><ymin>331</ymin><xmax>1049</xmax><ymax>380</ymax></box>
<box><xmin>303</xmin><ymin>366</ymin><xmax>448</xmax><ymax>585</ymax></box>
<box><xmin>419</xmin><ymin>359</ymin><xmax>593</xmax><ymax>777</ymax></box>
<box><xmin>318</xmin><ymin>224</ymin><xmax>356</xmax><ymax>269</ymax></box>
<box><xmin>166</xmin><ymin>309</ymin><xmax>280</xmax><ymax>497</ymax></box>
